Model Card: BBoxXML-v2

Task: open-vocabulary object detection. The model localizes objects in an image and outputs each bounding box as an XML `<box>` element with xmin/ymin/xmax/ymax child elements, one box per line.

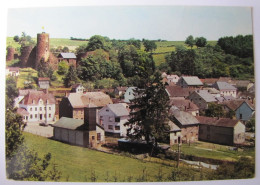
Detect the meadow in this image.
<box><xmin>23</xmin><ymin>132</ymin><xmax>208</xmax><ymax>182</ymax></box>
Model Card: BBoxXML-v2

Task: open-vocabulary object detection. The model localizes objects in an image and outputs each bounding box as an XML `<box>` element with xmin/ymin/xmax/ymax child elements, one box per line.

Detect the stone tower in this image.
<box><xmin>36</xmin><ymin>32</ymin><xmax>50</xmax><ymax>68</ymax></box>
<box><xmin>20</xmin><ymin>45</ymin><xmax>33</xmax><ymax>67</ymax></box>
<box><xmin>6</xmin><ymin>47</ymin><xmax>15</xmax><ymax>61</ymax></box>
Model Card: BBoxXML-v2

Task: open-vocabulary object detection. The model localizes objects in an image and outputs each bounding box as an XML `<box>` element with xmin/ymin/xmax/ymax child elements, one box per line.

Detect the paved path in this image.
<box><xmin>23</xmin><ymin>122</ymin><xmax>54</xmax><ymax>138</ymax></box>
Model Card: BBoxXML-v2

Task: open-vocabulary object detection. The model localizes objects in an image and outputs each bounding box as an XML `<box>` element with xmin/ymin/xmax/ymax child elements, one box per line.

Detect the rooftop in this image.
<box><xmin>196</xmin><ymin>116</ymin><xmax>240</xmax><ymax>128</ymax></box>
<box><xmin>180</xmin><ymin>76</ymin><xmax>203</xmax><ymax>86</ymax></box>
<box><xmin>58</xmin><ymin>53</ymin><xmax>76</xmax><ymax>59</ymax></box>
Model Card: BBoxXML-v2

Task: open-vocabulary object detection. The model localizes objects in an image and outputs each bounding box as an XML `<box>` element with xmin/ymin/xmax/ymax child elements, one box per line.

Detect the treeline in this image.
<box><xmin>70</xmin><ymin>37</ymin><xmax>88</xmax><ymax>41</ymax></box>
<box><xmin>159</xmin><ymin>34</ymin><xmax>254</xmax><ymax>79</ymax></box>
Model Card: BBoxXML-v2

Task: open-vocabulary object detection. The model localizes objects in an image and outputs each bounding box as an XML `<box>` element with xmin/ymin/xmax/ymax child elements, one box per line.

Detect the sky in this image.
<box><xmin>6</xmin><ymin>6</ymin><xmax>253</xmax><ymax>41</ymax></box>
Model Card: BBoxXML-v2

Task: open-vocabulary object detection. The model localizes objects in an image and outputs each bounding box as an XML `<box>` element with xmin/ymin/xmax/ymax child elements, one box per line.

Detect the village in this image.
<box><xmin>5</xmin><ymin>28</ymin><xmax>256</xmax><ymax>182</ymax></box>
<box><xmin>6</xmin><ymin>32</ymin><xmax>255</xmax><ymax>151</ymax></box>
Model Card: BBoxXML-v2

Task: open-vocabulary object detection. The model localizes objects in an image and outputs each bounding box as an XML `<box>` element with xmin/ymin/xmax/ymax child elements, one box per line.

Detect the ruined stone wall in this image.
<box><xmin>20</xmin><ymin>45</ymin><xmax>33</xmax><ymax>67</ymax></box>
<box><xmin>6</xmin><ymin>47</ymin><xmax>15</xmax><ymax>61</ymax></box>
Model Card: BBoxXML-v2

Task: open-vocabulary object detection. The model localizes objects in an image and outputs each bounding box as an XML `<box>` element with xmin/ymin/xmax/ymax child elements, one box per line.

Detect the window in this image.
<box><xmin>40</xmin><ymin>107</ymin><xmax>42</xmax><ymax>111</ymax></box>
<box><xmin>49</xmin><ymin>107</ymin><xmax>51</xmax><ymax>111</ymax></box>
<box><xmin>30</xmin><ymin>108</ymin><xmax>32</xmax><ymax>111</ymax></box>
<box><xmin>240</xmin><ymin>114</ymin><xmax>243</xmax><ymax>119</ymax></box>
<box><xmin>97</xmin><ymin>133</ymin><xmax>101</xmax><ymax>141</ymax></box>
<box><xmin>115</xmin><ymin>126</ymin><xmax>120</xmax><ymax>130</ymax></box>
<box><xmin>35</xmin><ymin>107</ymin><xmax>37</xmax><ymax>111</ymax></box>
<box><xmin>30</xmin><ymin>114</ymin><xmax>32</xmax><ymax>119</ymax></box>
<box><xmin>92</xmin><ymin>136</ymin><xmax>95</xmax><ymax>140</ymax></box>
<box><xmin>109</xmin><ymin>117</ymin><xmax>113</xmax><ymax>122</ymax></box>
<box><xmin>49</xmin><ymin>114</ymin><xmax>51</xmax><ymax>118</ymax></box>
<box><xmin>106</xmin><ymin>109</ymin><xmax>109</xmax><ymax>112</ymax></box>
<box><xmin>35</xmin><ymin>114</ymin><xmax>37</xmax><ymax>118</ymax></box>
<box><xmin>108</xmin><ymin>125</ymin><xmax>113</xmax><ymax>130</ymax></box>
<box><xmin>115</xmin><ymin>117</ymin><xmax>120</xmax><ymax>122</ymax></box>
<box><xmin>44</xmin><ymin>107</ymin><xmax>46</xmax><ymax>110</ymax></box>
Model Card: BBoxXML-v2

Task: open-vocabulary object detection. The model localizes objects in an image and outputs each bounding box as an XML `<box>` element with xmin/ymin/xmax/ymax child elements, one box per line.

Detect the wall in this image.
<box><xmin>233</xmin><ymin>122</ymin><xmax>246</xmax><ymax>144</ymax></box>
<box><xmin>59</xmin><ymin>98</ymin><xmax>73</xmax><ymax>118</ymax></box>
<box><xmin>180</xmin><ymin>125</ymin><xmax>199</xmax><ymax>143</ymax></box>
<box><xmin>6</xmin><ymin>47</ymin><xmax>15</xmax><ymax>61</ymax></box>
<box><xmin>188</xmin><ymin>92</ymin><xmax>207</xmax><ymax>110</ymax></box>
<box><xmin>236</xmin><ymin>102</ymin><xmax>254</xmax><ymax>121</ymax></box>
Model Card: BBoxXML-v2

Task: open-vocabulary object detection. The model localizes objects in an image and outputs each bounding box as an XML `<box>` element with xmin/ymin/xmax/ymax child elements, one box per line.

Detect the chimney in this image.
<box><xmin>84</xmin><ymin>105</ymin><xmax>98</xmax><ymax>131</ymax></box>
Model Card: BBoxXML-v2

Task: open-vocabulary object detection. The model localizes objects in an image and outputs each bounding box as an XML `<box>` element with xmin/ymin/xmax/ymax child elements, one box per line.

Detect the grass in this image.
<box><xmin>171</xmin><ymin>141</ymin><xmax>255</xmax><ymax>162</ymax></box>
<box><xmin>23</xmin><ymin>132</ymin><xmax>174</xmax><ymax>182</ymax></box>
<box><xmin>16</xmin><ymin>68</ymin><xmax>38</xmax><ymax>89</ymax></box>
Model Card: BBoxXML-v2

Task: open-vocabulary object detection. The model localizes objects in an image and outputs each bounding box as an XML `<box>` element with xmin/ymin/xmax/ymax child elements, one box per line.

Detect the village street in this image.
<box><xmin>24</xmin><ymin>122</ymin><xmax>54</xmax><ymax>138</ymax></box>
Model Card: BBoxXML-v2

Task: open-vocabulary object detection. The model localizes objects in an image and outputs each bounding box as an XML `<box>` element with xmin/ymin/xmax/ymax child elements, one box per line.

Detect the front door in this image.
<box><xmin>40</xmin><ymin>114</ymin><xmax>42</xmax><ymax>120</ymax></box>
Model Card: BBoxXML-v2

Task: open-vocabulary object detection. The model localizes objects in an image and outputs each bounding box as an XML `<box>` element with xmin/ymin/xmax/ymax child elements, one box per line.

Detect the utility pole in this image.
<box><xmin>177</xmin><ymin>136</ymin><xmax>181</xmax><ymax>168</ymax></box>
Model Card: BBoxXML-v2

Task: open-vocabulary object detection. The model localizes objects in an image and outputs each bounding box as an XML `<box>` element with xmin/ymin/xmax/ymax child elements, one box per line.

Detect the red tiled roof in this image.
<box><xmin>38</xmin><ymin>77</ymin><xmax>50</xmax><ymax>81</ymax></box>
<box><xmin>21</xmin><ymin>91</ymin><xmax>55</xmax><ymax>105</ymax></box>
<box><xmin>166</xmin><ymin>86</ymin><xmax>192</xmax><ymax>97</ymax></box>
<box><xmin>169</xmin><ymin>98</ymin><xmax>199</xmax><ymax>111</ymax></box>
<box><xmin>196</xmin><ymin>116</ymin><xmax>239</xmax><ymax>128</ymax></box>
<box><xmin>17</xmin><ymin>108</ymin><xmax>29</xmax><ymax>116</ymax></box>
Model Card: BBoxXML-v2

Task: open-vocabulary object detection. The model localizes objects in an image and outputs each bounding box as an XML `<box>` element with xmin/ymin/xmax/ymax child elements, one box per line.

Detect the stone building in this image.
<box><xmin>197</xmin><ymin>116</ymin><xmax>245</xmax><ymax>145</ymax></box>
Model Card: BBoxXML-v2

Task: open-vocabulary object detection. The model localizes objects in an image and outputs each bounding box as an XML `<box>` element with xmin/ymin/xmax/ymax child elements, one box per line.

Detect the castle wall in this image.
<box><xmin>6</xmin><ymin>47</ymin><xmax>15</xmax><ymax>61</ymax></box>
<box><xmin>20</xmin><ymin>45</ymin><xmax>33</xmax><ymax>67</ymax></box>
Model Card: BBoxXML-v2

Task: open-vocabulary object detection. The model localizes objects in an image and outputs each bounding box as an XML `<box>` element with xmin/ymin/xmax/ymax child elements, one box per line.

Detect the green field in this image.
<box><xmin>172</xmin><ymin>141</ymin><xmax>255</xmax><ymax>162</ymax></box>
<box><xmin>23</xmin><ymin>132</ymin><xmax>207</xmax><ymax>182</ymax></box>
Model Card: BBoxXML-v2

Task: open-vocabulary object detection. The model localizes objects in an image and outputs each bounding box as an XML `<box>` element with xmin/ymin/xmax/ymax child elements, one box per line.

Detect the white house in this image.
<box><xmin>71</xmin><ymin>84</ymin><xmax>85</xmax><ymax>93</ymax></box>
<box><xmin>19</xmin><ymin>90</ymin><xmax>56</xmax><ymax>123</ymax></box>
<box><xmin>98</xmin><ymin>103</ymin><xmax>130</xmax><ymax>137</ymax></box>
<box><xmin>167</xmin><ymin>74</ymin><xmax>179</xmax><ymax>84</ymax></box>
<box><xmin>124</xmin><ymin>87</ymin><xmax>137</xmax><ymax>103</ymax></box>
<box><xmin>213</xmin><ymin>82</ymin><xmax>237</xmax><ymax>98</ymax></box>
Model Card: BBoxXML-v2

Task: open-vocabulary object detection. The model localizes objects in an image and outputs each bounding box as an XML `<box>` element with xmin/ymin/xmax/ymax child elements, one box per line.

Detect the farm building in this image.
<box><xmin>165</xmin><ymin>85</ymin><xmax>192</xmax><ymax>99</ymax></box>
<box><xmin>169</xmin><ymin>108</ymin><xmax>200</xmax><ymax>144</ymax></box>
<box><xmin>59</xmin><ymin>92</ymin><xmax>112</xmax><ymax>120</ymax></box>
<box><xmin>52</xmin><ymin>106</ymin><xmax>105</xmax><ymax>148</ymax></box>
<box><xmin>38</xmin><ymin>77</ymin><xmax>50</xmax><ymax>89</ymax></box>
<box><xmin>57</xmin><ymin>52</ymin><xmax>77</xmax><ymax>68</ymax></box>
<box><xmin>169</xmin><ymin>98</ymin><xmax>199</xmax><ymax>116</ymax></box>
<box><xmin>196</xmin><ymin>116</ymin><xmax>245</xmax><ymax>146</ymax></box>
<box><xmin>168</xmin><ymin>120</ymin><xmax>182</xmax><ymax>145</ymax></box>
<box><xmin>176</xmin><ymin>76</ymin><xmax>203</xmax><ymax>88</ymax></box>
<box><xmin>212</xmin><ymin>81</ymin><xmax>237</xmax><ymax>98</ymax></box>
<box><xmin>114</xmin><ymin>86</ymin><xmax>128</xmax><ymax>96</ymax></box>
<box><xmin>188</xmin><ymin>90</ymin><xmax>217</xmax><ymax>110</ymax></box>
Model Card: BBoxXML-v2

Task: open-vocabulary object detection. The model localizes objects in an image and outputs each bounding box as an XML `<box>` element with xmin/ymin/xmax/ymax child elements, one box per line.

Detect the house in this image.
<box><xmin>59</xmin><ymin>92</ymin><xmax>112</xmax><ymax>120</ymax></box>
<box><xmin>168</xmin><ymin>120</ymin><xmax>182</xmax><ymax>145</ymax></box>
<box><xmin>247</xmin><ymin>83</ymin><xmax>255</xmax><ymax>93</ymax></box>
<box><xmin>6</xmin><ymin>67</ymin><xmax>20</xmax><ymax>76</ymax></box>
<box><xmin>71</xmin><ymin>84</ymin><xmax>85</xmax><ymax>93</ymax></box>
<box><xmin>38</xmin><ymin>77</ymin><xmax>50</xmax><ymax>89</ymax></box>
<box><xmin>202</xmin><ymin>87</ymin><xmax>220</xmax><ymax>97</ymax></box>
<box><xmin>232</xmin><ymin>80</ymin><xmax>251</xmax><ymax>90</ymax></box>
<box><xmin>167</xmin><ymin>74</ymin><xmax>179</xmax><ymax>84</ymax></box>
<box><xmin>222</xmin><ymin>100</ymin><xmax>255</xmax><ymax>122</ymax></box>
<box><xmin>196</xmin><ymin>116</ymin><xmax>245</xmax><ymax>145</ymax></box>
<box><xmin>212</xmin><ymin>81</ymin><xmax>237</xmax><ymax>98</ymax></box>
<box><xmin>124</xmin><ymin>87</ymin><xmax>137</xmax><ymax>103</ymax></box>
<box><xmin>188</xmin><ymin>90</ymin><xmax>217</xmax><ymax>110</ymax></box>
<box><xmin>52</xmin><ymin>106</ymin><xmax>105</xmax><ymax>148</ymax></box>
<box><xmin>169</xmin><ymin>108</ymin><xmax>200</xmax><ymax>143</ymax></box>
<box><xmin>215</xmin><ymin>96</ymin><xmax>235</xmax><ymax>103</ymax></box>
<box><xmin>169</xmin><ymin>98</ymin><xmax>199</xmax><ymax>116</ymax></box>
<box><xmin>176</xmin><ymin>76</ymin><xmax>203</xmax><ymax>88</ymax></box>
<box><xmin>17</xmin><ymin>107</ymin><xmax>30</xmax><ymax>123</ymax></box>
<box><xmin>98</xmin><ymin>103</ymin><xmax>130</xmax><ymax>137</ymax></box>
<box><xmin>200</xmin><ymin>78</ymin><xmax>218</xmax><ymax>87</ymax></box>
<box><xmin>114</xmin><ymin>86</ymin><xmax>128</xmax><ymax>96</ymax></box>
<box><xmin>57</xmin><ymin>52</ymin><xmax>77</xmax><ymax>67</ymax></box>
<box><xmin>165</xmin><ymin>85</ymin><xmax>192</xmax><ymax>99</ymax></box>
<box><xmin>19</xmin><ymin>90</ymin><xmax>56</xmax><ymax>123</ymax></box>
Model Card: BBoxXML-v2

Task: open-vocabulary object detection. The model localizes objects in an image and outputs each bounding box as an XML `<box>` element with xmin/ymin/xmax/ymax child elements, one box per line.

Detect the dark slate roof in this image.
<box><xmin>169</xmin><ymin>108</ymin><xmax>199</xmax><ymax>126</ymax></box>
<box><xmin>107</xmin><ymin>103</ymin><xmax>129</xmax><ymax>117</ymax></box>
<box><xmin>181</xmin><ymin>76</ymin><xmax>203</xmax><ymax>86</ymax></box>
<box><xmin>213</xmin><ymin>82</ymin><xmax>237</xmax><ymax>90</ymax></box>
<box><xmin>52</xmin><ymin>117</ymin><xmax>85</xmax><ymax>130</ymax></box>
<box><xmin>196</xmin><ymin>116</ymin><xmax>240</xmax><ymax>128</ymax></box>
<box><xmin>59</xmin><ymin>53</ymin><xmax>76</xmax><ymax>59</ymax></box>
<box><xmin>168</xmin><ymin>120</ymin><xmax>181</xmax><ymax>132</ymax></box>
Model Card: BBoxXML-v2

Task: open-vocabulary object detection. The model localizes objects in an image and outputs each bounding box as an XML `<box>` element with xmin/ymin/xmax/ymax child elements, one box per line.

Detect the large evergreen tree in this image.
<box><xmin>125</xmin><ymin>72</ymin><xmax>170</xmax><ymax>147</ymax></box>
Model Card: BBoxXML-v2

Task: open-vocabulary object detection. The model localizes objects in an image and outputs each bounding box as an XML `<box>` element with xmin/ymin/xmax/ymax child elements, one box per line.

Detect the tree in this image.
<box><xmin>185</xmin><ymin>35</ymin><xmax>195</xmax><ymax>49</ymax></box>
<box><xmin>126</xmin><ymin>38</ymin><xmax>141</xmax><ymax>49</ymax></box>
<box><xmin>57</xmin><ymin>61</ymin><xmax>69</xmax><ymax>75</ymax></box>
<box><xmin>125</xmin><ymin>72</ymin><xmax>170</xmax><ymax>147</ymax></box>
<box><xmin>6</xmin><ymin>77</ymin><xmax>18</xmax><ymax>110</ymax></box>
<box><xmin>205</xmin><ymin>103</ymin><xmax>225</xmax><ymax>118</ymax></box>
<box><xmin>63</xmin><ymin>65</ymin><xmax>79</xmax><ymax>87</ymax></box>
<box><xmin>13</xmin><ymin>35</ymin><xmax>19</xmax><ymax>42</ymax></box>
<box><xmin>195</xmin><ymin>37</ymin><xmax>207</xmax><ymax>48</ymax></box>
<box><xmin>62</xmin><ymin>46</ymin><xmax>69</xmax><ymax>53</ymax></box>
<box><xmin>86</xmin><ymin>35</ymin><xmax>111</xmax><ymax>51</ymax></box>
<box><xmin>143</xmin><ymin>39</ymin><xmax>157</xmax><ymax>52</ymax></box>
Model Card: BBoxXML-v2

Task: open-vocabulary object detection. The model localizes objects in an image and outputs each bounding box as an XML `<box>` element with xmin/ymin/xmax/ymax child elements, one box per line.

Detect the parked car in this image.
<box><xmin>39</xmin><ymin>122</ymin><xmax>48</xmax><ymax>127</ymax></box>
